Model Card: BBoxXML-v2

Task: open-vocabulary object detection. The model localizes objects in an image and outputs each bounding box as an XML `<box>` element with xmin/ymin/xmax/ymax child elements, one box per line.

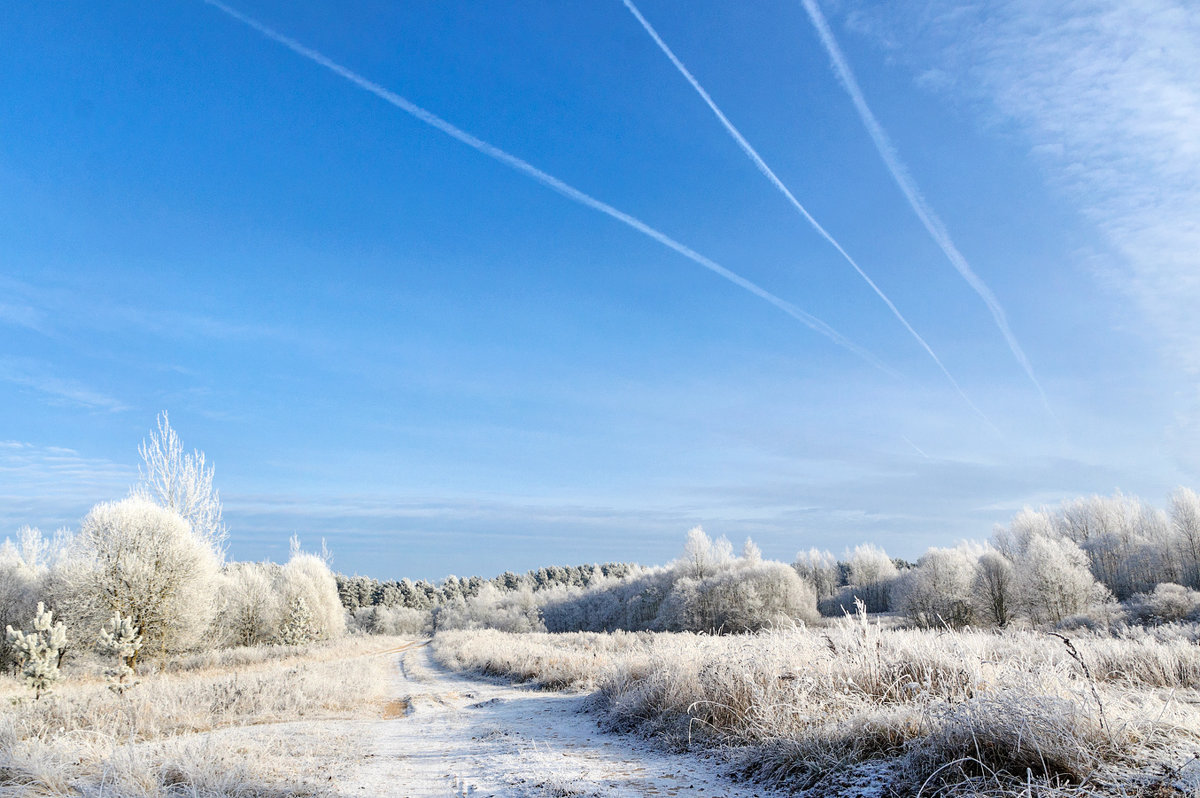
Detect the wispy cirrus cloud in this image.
<box><xmin>0</xmin><ymin>441</ymin><xmax>135</xmax><ymax>532</ymax></box>
<box><xmin>0</xmin><ymin>302</ymin><xmax>50</xmax><ymax>335</ymax></box>
<box><xmin>850</xmin><ymin>0</ymin><xmax>1200</xmax><ymax>373</ymax></box>
<box><xmin>0</xmin><ymin>357</ymin><xmax>129</xmax><ymax>412</ymax></box>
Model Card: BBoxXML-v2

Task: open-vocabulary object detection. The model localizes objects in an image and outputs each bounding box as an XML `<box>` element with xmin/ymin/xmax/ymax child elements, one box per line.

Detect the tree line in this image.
<box><xmin>1</xmin><ymin>414</ymin><xmax>344</xmax><ymax>691</ymax></box>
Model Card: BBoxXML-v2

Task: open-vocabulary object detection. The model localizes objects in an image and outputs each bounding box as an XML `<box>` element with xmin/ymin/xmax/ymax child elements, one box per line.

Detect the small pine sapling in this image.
<box><xmin>97</xmin><ymin>612</ymin><xmax>143</xmax><ymax>694</ymax></box>
<box><xmin>4</xmin><ymin>602</ymin><xmax>67</xmax><ymax>700</ymax></box>
<box><xmin>278</xmin><ymin>595</ymin><xmax>316</xmax><ymax>646</ymax></box>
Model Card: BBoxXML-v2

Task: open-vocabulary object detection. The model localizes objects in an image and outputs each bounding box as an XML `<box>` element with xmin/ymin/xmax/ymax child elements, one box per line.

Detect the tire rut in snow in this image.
<box><xmin>337</xmin><ymin>642</ymin><xmax>781</xmax><ymax>798</ymax></box>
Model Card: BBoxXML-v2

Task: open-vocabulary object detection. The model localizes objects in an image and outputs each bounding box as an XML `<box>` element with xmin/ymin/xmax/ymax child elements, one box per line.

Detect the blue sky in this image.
<box><xmin>2</xmin><ymin>0</ymin><xmax>1197</xmax><ymax>579</ymax></box>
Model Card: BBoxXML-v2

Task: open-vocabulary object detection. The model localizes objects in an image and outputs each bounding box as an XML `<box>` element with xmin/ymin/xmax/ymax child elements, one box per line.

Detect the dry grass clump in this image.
<box><xmin>432</xmin><ymin>629</ymin><xmax>651</xmax><ymax>690</ymax></box>
<box><xmin>0</xmin><ymin>635</ymin><xmax>403</xmax><ymax>796</ymax></box>
<box><xmin>434</xmin><ymin>622</ymin><xmax>1200</xmax><ymax>796</ymax></box>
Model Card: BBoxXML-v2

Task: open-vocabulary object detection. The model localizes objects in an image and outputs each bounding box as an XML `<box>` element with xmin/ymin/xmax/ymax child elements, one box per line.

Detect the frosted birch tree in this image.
<box><xmin>133</xmin><ymin>412</ymin><xmax>227</xmax><ymax>559</ymax></box>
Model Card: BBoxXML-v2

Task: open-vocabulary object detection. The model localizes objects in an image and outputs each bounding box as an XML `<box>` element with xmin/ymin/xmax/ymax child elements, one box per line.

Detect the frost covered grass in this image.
<box><xmin>433</xmin><ymin>622</ymin><xmax>1200</xmax><ymax>796</ymax></box>
<box><xmin>0</xmin><ymin>635</ymin><xmax>404</xmax><ymax>796</ymax></box>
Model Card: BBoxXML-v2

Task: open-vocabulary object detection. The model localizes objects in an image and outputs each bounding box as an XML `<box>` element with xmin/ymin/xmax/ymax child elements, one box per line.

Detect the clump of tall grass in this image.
<box><xmin>434</xmin><ymin>620</ymin><xmax>1200</xmax><ymax>795</ymax></box>
<box><xmin>0</xmin><ymin>635</ymin><xmax>402</xmax><ymax>796</ymax></box>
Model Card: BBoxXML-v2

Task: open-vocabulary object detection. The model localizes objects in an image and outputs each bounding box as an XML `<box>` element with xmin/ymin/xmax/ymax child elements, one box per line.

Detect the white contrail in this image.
<box><xmin>901</xmin><ymin>434</ymin><xmax>932</xmax><ymax>460</ymax></box>
<box><xmin>800</xmin><ymin>0</ymin><xmax>1052</xmax><ymax>415</ymax></box>
<box><xmin>201</xmin><ymin>0</ymin><xmax>891</xmax><ymax>375</ymax></box>
<box><xmin>622</xmin><ymin>0</ymin><xmax>994</xmax><ymax>428</ymax></box>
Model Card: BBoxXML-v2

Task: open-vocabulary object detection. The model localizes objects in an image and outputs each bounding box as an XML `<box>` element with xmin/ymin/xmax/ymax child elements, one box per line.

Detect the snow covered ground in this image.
<box><xmin>337</xmin><ymin>641</ymin><xmax>777</xmax><ymax>798</ymax></box>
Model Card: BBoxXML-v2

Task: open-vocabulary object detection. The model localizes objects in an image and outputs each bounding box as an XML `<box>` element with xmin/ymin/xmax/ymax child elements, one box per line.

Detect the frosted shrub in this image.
<box><xmin>278</xmin><ymin>596</ymin><xmax>317</xmax><ymax>645</ymax></box>
<box><xmin>5</xmin><ymin>602</ymin><xmax>67</xmax><ymax>699</ymax></box>
<box><xmin>214</xmin><ymin>562</ymin><xmax>282</xmax><ymax>646</ymax></box>
<box><xmin>1014</xmin><ymin>534</ymin><xmax>1109</xmax><ymax>624</ymax></box>
<box><xmin>349</xmin><ymin>605</ymin><xmax>431</xmax><ymax>636</ymax></box>
<box><xmin>435</xmin><ymin>584</ymin><xmax>545</xmax><ymax>633</ymax></box>
<box><xmin>276</xmin><ymin>538</ymin><xmax>345</xmax><ymax>641</ymax></box>
<box><xmin>893</xmin><ymin>544</ymin><xmax>979</xmax><ymax>628</ymax></box>
<box><xmin>540</xmin><ymin>567</ymin><xmax>673</xmax><ymax>633</ymax></box>
<box><xmin>658</xmin><ymin>560</ymin><xmax>817</xmax><ymax>632</ymax></box>
<box><xmin>73</xmin><ymin>497</ymin><xmax>220</xmax><ymax>655</ymax></box>
<box><xmin>1125</xmin><ymin>582</ymin><xmax>1200</xmax><ymax>625</ymax></box>
<box><xmin>97</xmin><ymin>611</ymin><xmax>143</xmax><ymax>693</ymax></box>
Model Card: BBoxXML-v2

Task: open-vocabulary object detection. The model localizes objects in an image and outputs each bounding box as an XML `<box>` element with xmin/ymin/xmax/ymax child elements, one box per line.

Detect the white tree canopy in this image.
<box><xmin>133</xmin><ymin>412</ymin><xmax>228</xmax><ymax>560</ymax></box>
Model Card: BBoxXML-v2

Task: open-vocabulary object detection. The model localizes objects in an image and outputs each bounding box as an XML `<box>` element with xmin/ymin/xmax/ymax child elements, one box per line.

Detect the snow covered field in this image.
<box><xmin>433</xmin><ymin>623</ymin><xmax>1200</xmax><ymax>797</ymax></box>
<box><xmin>6</xmin><ymin>623</ymin><xmax>1200</xmax><ymax>796</ymax></box>
<box><xmin>338</xmin><ymin>640</ymin><xmax>780</xmax><ymax>797</ymax></box>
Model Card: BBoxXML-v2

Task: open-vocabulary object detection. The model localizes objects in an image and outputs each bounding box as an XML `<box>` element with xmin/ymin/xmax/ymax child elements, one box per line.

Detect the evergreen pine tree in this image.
<box><xmin>5</xmin><ymin>602</ymin><xmax>67</xmax><ymax>700</ymax></box>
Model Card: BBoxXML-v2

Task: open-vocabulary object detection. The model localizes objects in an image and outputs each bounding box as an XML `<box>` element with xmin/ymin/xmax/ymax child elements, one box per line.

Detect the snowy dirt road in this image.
<box><xmin>336</xmin><ymin>641</ymin><xmax>777</xmax><ymax>798</ymax></box>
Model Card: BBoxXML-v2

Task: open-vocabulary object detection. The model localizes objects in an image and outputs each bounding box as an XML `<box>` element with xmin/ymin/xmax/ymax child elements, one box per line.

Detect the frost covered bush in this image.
<box><xmin>277</xmin><ymin>596</ymin><xmax>317</xmax><ymax>645</ymax></box>
<box><xmin>659</xmin><ymin>559</ymin><xmax>816</xmax><ymax>632</ymax></box>
<box><xmin>349</xmin><ymin>605</ymin><xmax>431</xmax><ymax>636</ymax></box>
<box><xmin>893</xmin><ymin>544</ymin><xmax>979</xmax><ymax>628</ymax></box>
<box><xmin>72</xmin><ymin>497</ymin><xmax>220</xmax><ymax>656</ymax></box>
<box><xmin>275</xmin><ymin>538</ymin><xmax>345</xmax><ymax>642</ymax></box>
<box><xmin>435</xmin><ymin>583</ymin><xmax>545</xmax><ymax>633</ymax></box>
<box><xmin>1013</xmin><ymin>534</ymin><xmax>1110</xmax><ymax>625</ymax></box>
<box><xmin>97</xmin><ymin>611</ymin><xmax>143</xmax><ymax>693</ymax></box>
<box><xmin>213</xmin><ymin>561</ymin><xmax>281</xmax><ymax>647</ymax></box>
<box><xmin>1124</xmin><ymin>582</ymin><xmax>1200</xmax><ymax>625</ymax></box>
<box><xmin>5</xmin><ymin>602</ymin><xmax>67</xmax><ymax>699</ymax></box>
<box><xmin>540</xmin><ymin>567</ymin><xmax>673</xmax><ymax>633</ymax></box>
<box><xmin>0</xmin><ymin>533</ymin><xmax>43</xmax><ymax>673</ymax></box>
<box><xmin>209</xmin><ymin>545</ymin><xmax>344</xmax><ymax>647</ymax></box>
<box><xmin>541</xmin><ymin>529</ymin><xmax>816</xmax><ymax>634</ymax></box>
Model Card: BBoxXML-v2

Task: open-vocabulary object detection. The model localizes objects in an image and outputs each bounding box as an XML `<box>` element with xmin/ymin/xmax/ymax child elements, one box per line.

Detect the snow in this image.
<box><xmin>336</xmin><ymin>641</ymin><xmax>781</xmax><ymax>798</ymax></box>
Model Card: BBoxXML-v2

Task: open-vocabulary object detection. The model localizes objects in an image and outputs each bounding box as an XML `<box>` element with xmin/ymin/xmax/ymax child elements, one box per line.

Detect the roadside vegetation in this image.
<box><xmin>8</xmin><ymin>413</ymin><xmax>1200</xmax><ymax>795</ymax></box>
<box><xmin>0</xmin><ymin>414</ymin><xmax>376</xmax><ymax>796</ymax></box>
<box><xmin>433</xmin><ymin>617</ymin><xmax>1200</xmax><ymax>796</ymax></box>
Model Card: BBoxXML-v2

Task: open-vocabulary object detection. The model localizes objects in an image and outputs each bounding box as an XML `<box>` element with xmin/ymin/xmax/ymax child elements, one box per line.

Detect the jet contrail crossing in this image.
<box><xmin>202</xmin><ymin>0</ymin><xmax>891</xmax><ymax>374</ymax></box>
<box><xmin>622</xmin><ymin>0</ymin><xmax>995</xmax><ymax>428</ymax></box>
<box><xmin>800</xmin><ymin>0</ymin><xmax>1052</xmax><ymax>416</ymax></box>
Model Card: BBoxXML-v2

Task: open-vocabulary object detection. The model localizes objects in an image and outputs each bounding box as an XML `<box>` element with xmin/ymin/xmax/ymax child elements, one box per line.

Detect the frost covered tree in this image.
<box><xmin>275</xmin><ymin>537</ymin><xmax>345</xmax><ymax>641</ymax></box>
<box><xmin>972</xmin><ymin>550</ymin><xmax>1017</xmax><ymax>627</ymax></box>
<box><xmin>434</xmin><ymin>583</ymin><xmax>545</xmax><ymax>633</ymax></box>
<box><xmin>740</xmin><ymin>538</ymin><xmax>762</xmax><ymax>563</ymax></box>
<box><xmin>793</xmin><ymin>548</ymin><xmax>840</xmax><ymax>599</ymax></box>
<box><xmin>1013</xmin><ymin>535</ymin><xmax>1108</xmax><ymax>625</ymax></box>
<box><xmin>73</xmin><ymin>497</ymin><xmax>220</xmax><ymax>655</ymax></box>
<box><xmin>278</xmin><ymin>595</ymin><xmax>316</xmax><ymax>645</ymax></box>
<box><xmin>846</xmin><ymin>543</ymin><xmax>899</xmax><ymax>612</ymax></box>
<box><xmin>97</xmin><ymin>611</ymin><xmax>142</xmax><ymax>693</ymax></box>
<box><xmin>1052</xmin><ymin>493</ymin><xmax>1175</xmax><ymax>598</ymax></box>
<box><xmin>681</xmin><ymin>527</ymin><xmax>733</xmax><ymax>580</ymax></box>
<box><xmin>1125</xmin><ymin>583</ymin><xmax>1200</xmax><ymax>625</ymax></box>
<box><xmin>215</xmin><ymin>562</ymin><xmax>282</xmax><ymax>647</ymax></box>
<box><xmin>1</xmin><ymin>534</ymin><xmax>42</xmax><ymax>673</ymax></box>
<box><xmin>893</xmin><ymin>544</ymin><xmax>979</xmax><ymax>628</ymax></box>
<box><xmin>133</xmin><ymin>412</ymin><xmax>228</xmax><ymax>559</ymax></box>
<box><xmin>993</xmin><ymin>508</ymin><xmax>1055</xmax><ymax>560</ymax></box>
<box><xmin>5</xmin><ymin>602</ymin><xmax>67</xmax><ymax>699</ymax></box>
<box><xmin>1171</xmin><ymin>488</ymin><xmax>1200</xmax><ymax>590</ymax></box>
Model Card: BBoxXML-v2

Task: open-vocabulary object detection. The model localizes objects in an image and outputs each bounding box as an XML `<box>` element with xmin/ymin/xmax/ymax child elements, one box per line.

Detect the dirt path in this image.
<box><xmin>337</xmin><ymin>642</ymin><xmax>777</xmax><ymax>798</ymax></box>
